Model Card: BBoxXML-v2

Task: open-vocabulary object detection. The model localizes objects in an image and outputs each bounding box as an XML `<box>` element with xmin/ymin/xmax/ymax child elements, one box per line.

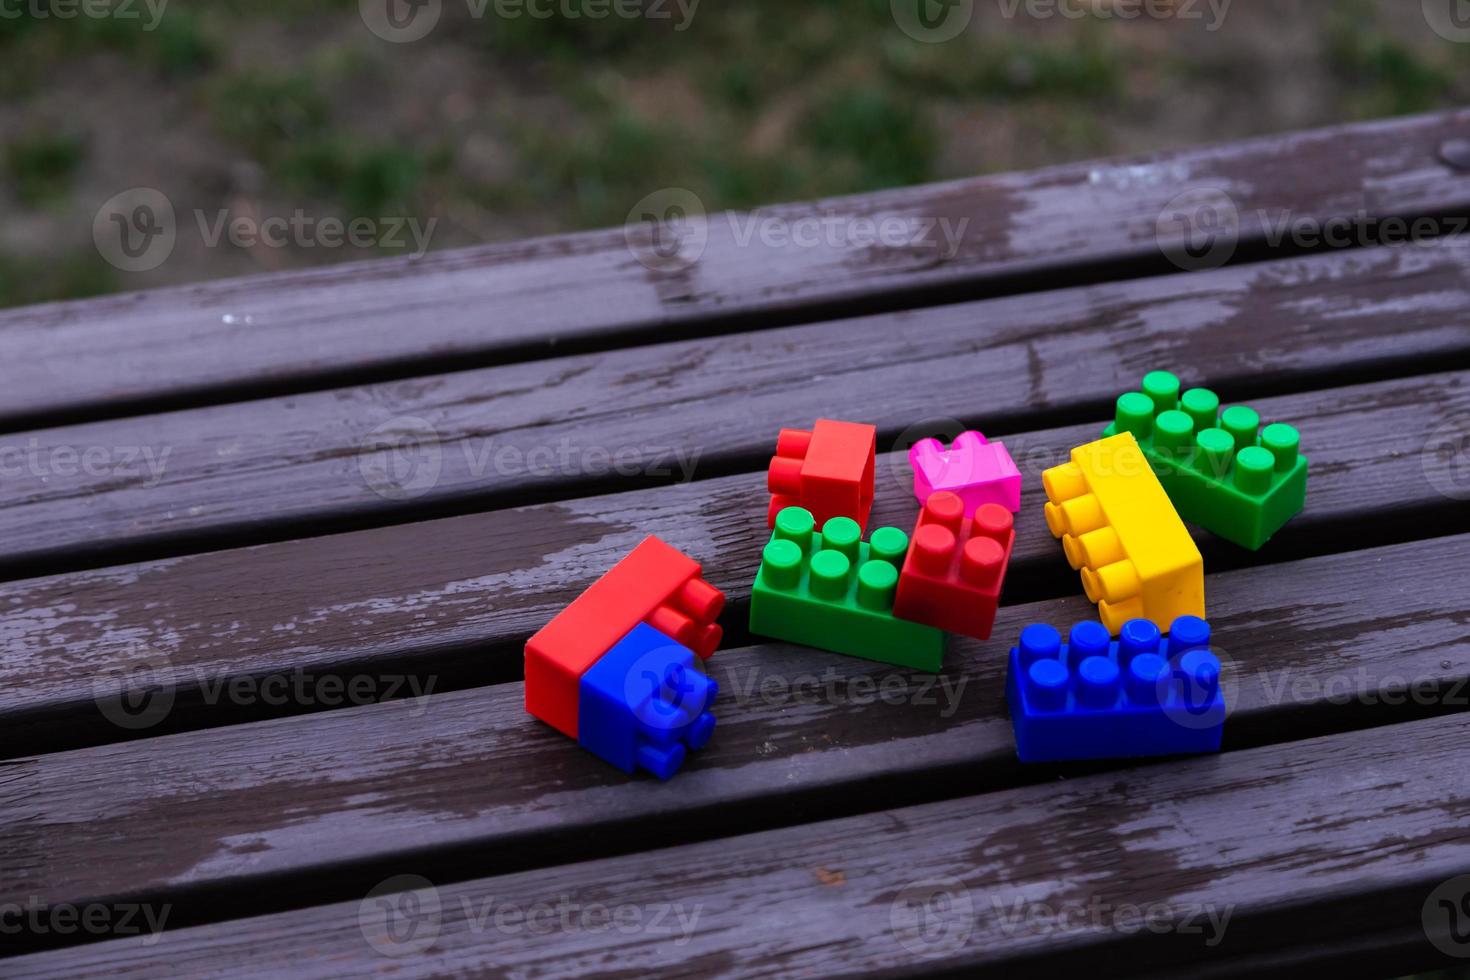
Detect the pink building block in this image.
<box><xmin>909</xmin><ymin>431</ymin><xmax>1022</xmax><ymax>514</ymax></box>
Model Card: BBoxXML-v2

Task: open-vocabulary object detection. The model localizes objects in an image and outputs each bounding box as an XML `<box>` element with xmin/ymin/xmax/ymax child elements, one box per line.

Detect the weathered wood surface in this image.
<box><xmin>3</xmin><ymin>369</ymin><xmax>1466</xmax><ymax>753</ymax></box>
<box><xmin>2</xmin><ymin>240</ymin><xmax>1470</xmax><ymax>578</ymax></box>
<box><xmin>4</xmin><ymin>109</ymin><xmax>1470</xmax><ymax>431</ymax></box>
<box><xmin>5</xmin><ymin>531</ymin><xmax>1467</xmax><ymax>939</ymax></box>
<box><xmin>12</xmin><ymin>706</ymin><xmax>1469</xmax><ymax>978</ymax></box>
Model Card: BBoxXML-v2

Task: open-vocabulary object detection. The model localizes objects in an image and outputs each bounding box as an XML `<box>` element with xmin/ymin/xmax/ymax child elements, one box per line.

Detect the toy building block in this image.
<box><xmin>525</xmin><ymin>536</ymin><xmax>724</xmax><ymax>739</ymax></box>
<box><xmin>750</xmin><ymin>506</ymin><xmax>945</xmax><ymax>671</ymax></box>
<box><xmin>1043</xmin><ymin>431</ymin><xmax>1204</xmax><ymax>634</ymax></box>
<box><xmin>1005</xmin><ymin>616</ymin><xmax>1225</xmax><ymax>762</ymax></box>
<box><xmin>579</xmin><ymin>623</ymin><xmax>718</xmax><ymax>780</ymax></box>
<box><xmin>1102</xmin><ymin>370</ymin><xmax>1308</xmax><ymax>550</ymax></box>
<box><xmin>893</xmin><ymin>492</ymin><xmax>1014</xmax><ymax>640</ymax></box>
<box><xmin>909</xmin><ymin>430</ymin><xmax>1022</xmax><ymax>513</ymax></box>
<box><xmin>767</xmin><ymin>419</ymin><xmax>877</xmax><ymax>531</ymax></box>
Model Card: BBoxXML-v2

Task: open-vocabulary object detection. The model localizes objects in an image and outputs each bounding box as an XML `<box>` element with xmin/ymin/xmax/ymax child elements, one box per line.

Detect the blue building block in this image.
<box><xmin>577</xmin><ymin>623</ymin><xmax>718</xmax><ymax>780</ymax></box>
<box><xmin>1005</xmin><ymin>616</ymin><xmax>1224</xmax><ymax>763</ymax></box>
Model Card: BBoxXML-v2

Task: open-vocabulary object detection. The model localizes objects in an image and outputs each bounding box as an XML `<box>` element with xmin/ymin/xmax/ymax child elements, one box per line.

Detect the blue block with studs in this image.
<box><xmin>577</xmin><ymin>622</ymin><xmax>719</xmax><ymax>780</ymax></box>
<box><xmin>1005</xmin><ymin>615</ymin><xmax>1225</xmax><ymax>762</ymax></box>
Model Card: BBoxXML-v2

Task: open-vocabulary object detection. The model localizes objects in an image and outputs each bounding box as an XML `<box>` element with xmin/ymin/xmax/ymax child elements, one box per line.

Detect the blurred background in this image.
<box><xmin>2</xmin><ymin>0</ymin><xmax>1468</xmax><ymax>309</ymax></box>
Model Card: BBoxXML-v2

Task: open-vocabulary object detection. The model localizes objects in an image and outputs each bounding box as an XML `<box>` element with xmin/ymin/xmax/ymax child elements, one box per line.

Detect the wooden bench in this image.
<box><xmin>4</xmin><ymin>108</ymin><xmax>1470</xmax><ymax>977</ymax></box>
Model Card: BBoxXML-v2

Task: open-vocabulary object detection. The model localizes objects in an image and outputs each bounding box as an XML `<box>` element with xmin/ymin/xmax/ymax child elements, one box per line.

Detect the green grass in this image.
<box><xmin>5</xmin><ymin>132</ymin><xmax>86</xmax><ymax>206</ymax></box>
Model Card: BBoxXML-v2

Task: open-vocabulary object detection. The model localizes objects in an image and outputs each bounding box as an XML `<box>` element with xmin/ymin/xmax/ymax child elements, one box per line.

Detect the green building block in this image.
<box><xmin>1102</xmin><ymin>371</ymin><xmax>1308</xmax><ymax>550</ymax></box>
<box><xmin>750</xmin><ymin>507</ymin><xmax>946</xmax><ymax>671</ymax></box>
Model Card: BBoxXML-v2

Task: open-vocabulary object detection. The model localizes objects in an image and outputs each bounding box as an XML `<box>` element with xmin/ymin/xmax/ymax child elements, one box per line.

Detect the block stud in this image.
<box><xmin>1178</xmin><ymin>649</ymin><xmax>1222</xmax><ymax>705</ymax></box>
<box><xmin>1142</xmin><ymin>370</ymin><xmax>1181</xmax><ymax>414</ymax></box>
<box><xmin>1233</xmin><ymin>445</ymin><xmax>1274</xmax><ymax>495</ymax></box>
<box><xmin>1114</xmin><ymin>391</ymin><xmax>1156</xmax><ymax>441</ymax></box>
<box><xmin>1194</xmin><ymin>427</ymin><xmax>1235</xmax><ymax>478</ymax></box>
<box><xmin>960</xmin><ymin>536</ymin><xmax>1004</xmax><ymax>588</ymax></box>
<box><xmin>1098</xmin><ymin>597</ymin><xmax>1144</xmax><ymax>634</ymax></box>
<box><xmin>636</xmin><ymin>742</ymin><xmax>686</xmax><ymax>780</ymax></box>
<box><xmin>1018</xmin><ymin>624</ymin><xmax>1062</xmax><ymax>668</ymax></box>
<box><xmin>685</xmin><ymin>710</ymin><xmax>716</xmax><ymax>750</ymax></box>
<box><xmin>1079</xmin><ymin>562</ymin><xmax>1101</xmax><ymax>601</ymax></box>
<box><xmin>1077</xmin><ymin>526</ymin><xmax>1123</xmax><ymax>569</ymax></box>
<box><xmin>1220</xmin><ymin>405</ymin><xmax>1260</xmax><ymax>451</ymax></box>
<box><xmin>856</xmin><ymin>559</ymin><xmax>897</xmax><ymax>611</ymax></box>
<box><xmin>1059</xmin><ymin>493</ymin><xmax>1105</xmax><ymax>538</ymax></box>
<box><xmin>776</xmin><ymin>427</ymin><xmax>813</xmax><ymax>458</ymax></box>
<box><xmin>1074</xmin><ymin>656</ymin><xmax>1120</xmax><ymax>707</ymax></box>
<box><xmin>1042</xmin><ymin>461</ymin><xmax>1086</xmax><ymax>504</ymax></box>
<box><xmin>1154</xmin><ymin>409</ymin><xmax>1194</xmax><ymax>455</ymax></box>
<box><xmin>1126</xmin><ymin>653</ymin><xmax>1170</xmax><ymax>706</ymax></box>
<box><xmin>821</xmin><ymin>516</ymin><xmax>862</xmax><ymax>562</ymax></box>
<box><xmin>1262</xmin><ymin>422</ymin><xmax>1300</xmax><ymax>471</ymax></box>
<box><xmin>973</xmin><ymin>503</ymin><xmax>1012</xmax><ymax>542</ymax></box>
<box><xmin>912</xmin><ymin>524</ymin><xmax>957</xmax><ymax>576</ymax></box>
<box><xmin>1025</xmin><ymin>658</ymin><xmax>1069</xmax><ymax>711</ymax></box>
<box><xmin>1181</xmin><ymin>388</ymin><xmax>1220</xmax><ymax>433</ymax></box>
<box><xmin>768</xmin><ymin>456</ymin><xmax>804</xmax><ymax>495</ymax></box>
<box><xmin>868</xmin><ymin>526</ymin><xmax>910</xmax><ymax>567</ymax></box>
<box><xmin>1169</xmin><ymin>615</ymin><xmax>1211</xmax><ymax>654</ymax></box>
<box><xmin>1118</xmin><ymin>618</ymin><xmax>1161</xmax><ymax>664</ymax></box>
<box><xmin>648</xmin><ymin>605</ymin><xmax>697</xmax><ymax>647</ymax></box>
<box><xmin>773</xmin><ymin>506</ymin><xmax>815</xmax><ymax>549</ymax></box>
<box><xmin>692</xmin><ymin>623</ymin><xmax>722</xmax><ymax>659</ymax></box>
<box><xmin>1068</xmin><ymin>621</ymin><xmax>1110</xmax><ymax>666</ymax></box>
<box><xmin>923</xmin><ymin>491</ymin><xmax>966</xmax><ymax>532</ymax></box>
<box><xmin>1095</xmin><ymin>559</ymin><xmax>1141</xmax><ymax>605</ymax></box>
<box><xmin>675</xmin><ymin>577</ymin><xmax>725</xmax><ymax>623</ymax></box>
<box><xmin>760</xmin><ymin>538</ymin><xmax>803</xmax><ymax>590</ymax></box>
<box><xmin>808</xmin><ymin>549</ymin><xmax>851</xmax><ymax>601</ymax></box>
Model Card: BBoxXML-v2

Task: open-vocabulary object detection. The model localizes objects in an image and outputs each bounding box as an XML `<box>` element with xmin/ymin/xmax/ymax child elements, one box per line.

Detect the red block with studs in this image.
<box><xmin>767</xmin><ymin>419</ymin><xmax>877</xmax><ymax>531</ymax></box>
<box><xmin>894</xmin><ymin>491</ymin><xmax>1014</xmax><ymax>640</ymax></box>
<box><xmin>525</xmin><ymin>536</ymin><xmax>724</xmax><ymax>739</ymax></box>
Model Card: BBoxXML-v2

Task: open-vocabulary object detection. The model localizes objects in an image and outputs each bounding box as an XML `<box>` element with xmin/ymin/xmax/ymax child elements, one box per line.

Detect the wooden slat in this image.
<box><xmin>4</xmin><ymin>531</ymin><xmax>1467</xmax><ymax>938</ymax></box>
<box><xmin>6</xmin><ymin>110</ymin><xmax>1470</xmax><ymax>431</ymax></box>
<box><xmin>3</xmin><ymin>239</ymin><xmax>1470</xmax><ymax>577</ymax></box>
<box><xmin>3</xmin><ymin>369</ymin><xmax>1466</xmax><ymax>749</ymax></box>
<box><xmin>9</xmin><ymin>700</ymin><xmax>1469</xmax><ymax>976</ymax></box>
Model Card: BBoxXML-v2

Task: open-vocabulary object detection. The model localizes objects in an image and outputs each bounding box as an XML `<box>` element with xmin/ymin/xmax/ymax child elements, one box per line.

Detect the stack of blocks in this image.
<box><xmin>524</xmin><ymin>379</ymin><xmax>1303</xmax><ymax>776</ymax></box>
<box><xmin>524</xmin><ymin>536</ymin><xmax>724</xmax><ymax>780</ymax></box>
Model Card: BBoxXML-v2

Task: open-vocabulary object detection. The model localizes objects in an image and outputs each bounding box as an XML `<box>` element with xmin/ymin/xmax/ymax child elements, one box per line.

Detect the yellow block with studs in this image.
<box><xmin>1042</xmin><ymin>431</ymin><xmax>1204</xmax><ymax>634</ymax></box>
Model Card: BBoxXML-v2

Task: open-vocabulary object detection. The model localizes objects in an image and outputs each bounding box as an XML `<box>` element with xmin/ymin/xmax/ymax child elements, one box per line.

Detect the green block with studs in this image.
<box><xmin>1102</xmin><ymin>371</ymin><xmax>1308</xmax><ymax>550</ymax></box>
<box><xmin>750</xmin><ymin>507</ymin><xmax>946</xmax><ymax>671</ymax></box>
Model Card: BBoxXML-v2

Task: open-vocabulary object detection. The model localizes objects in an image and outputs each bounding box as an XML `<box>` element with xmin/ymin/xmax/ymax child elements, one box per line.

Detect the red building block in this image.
<box><xmin>767</xmin><ymin>419</ymin><xmax>877</xmax><ymax>531</ymax></box>
<box><xmin>894</xmin><ymin>491</ymin><xmax>1014</xmax><ymax>640</ymax></box>
<box><xmin>525</xmin><ymin>536</ymin><xmax>724</xmax><ymax>739</ymax></box>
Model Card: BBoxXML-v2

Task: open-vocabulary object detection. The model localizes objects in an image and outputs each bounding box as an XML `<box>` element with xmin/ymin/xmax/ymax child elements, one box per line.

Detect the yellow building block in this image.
<box><xmin>1042</xmin><ymin>431</ymin><xmax>1205</xmax><ymax>634</ymax></box>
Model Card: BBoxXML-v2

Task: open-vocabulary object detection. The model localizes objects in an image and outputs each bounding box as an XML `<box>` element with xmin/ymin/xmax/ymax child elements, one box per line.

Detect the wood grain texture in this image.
<box><xmin>10</xmin><ymin>703</ymin><xmax>1470</xmax><ymax>977</ymax></box>
<box><xmin>5</xmin><ymin>532</ymin><xmax>1468</xmax><ymax>932</ymax></box>
<box><xmin>3</xmin><ymin>369</ymin><xmax>1466</xmax><ymax>747</ymax></box>
<box><xmin>5</xmin><ymin>109</ymin><xmax>1470</xmax><ymax>430</ymax></box>
<box><xmin>3</xmin><ymin>239</ymin><xmax>1470</xmax><ymax>576</ymax></box>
